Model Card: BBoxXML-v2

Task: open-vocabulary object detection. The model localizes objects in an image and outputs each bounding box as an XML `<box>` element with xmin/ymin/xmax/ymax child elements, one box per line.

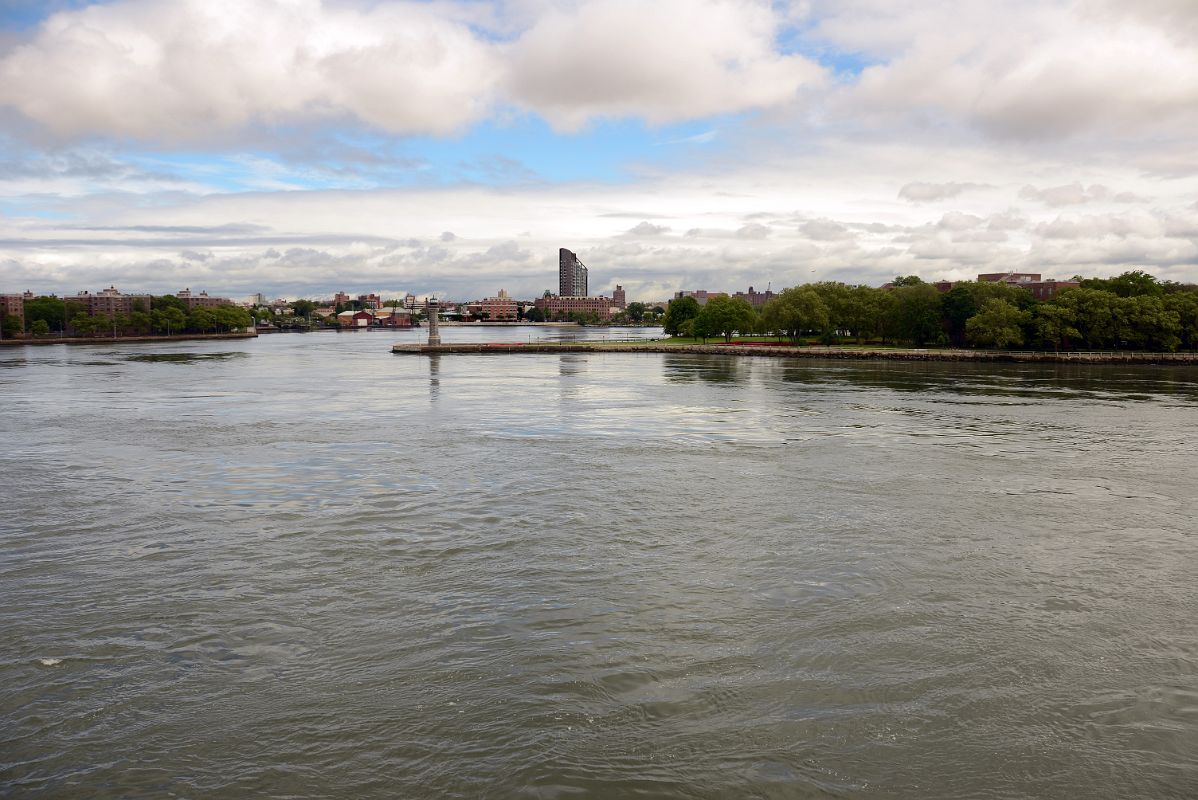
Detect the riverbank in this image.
<box><xmin>0</xmin><ymin>331</ymin><xmax>258</xmax><ymax>347</ymax></box>
<box><xmin>392</xmin><ymin>340</ymin><xmax>1198</xmax><ymax>364</ymax></box>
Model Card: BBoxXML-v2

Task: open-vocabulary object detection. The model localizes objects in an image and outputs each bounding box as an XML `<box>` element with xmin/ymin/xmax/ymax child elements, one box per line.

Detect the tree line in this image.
<box><xmin>661</xmin><ymin>270</ymin><xmax>1198</xmax><ymax>351</ymax></box>
<box><xmin>9</xmin><ymin>295</ymin><xmax>252</xmax><ymax>338</ymax></box>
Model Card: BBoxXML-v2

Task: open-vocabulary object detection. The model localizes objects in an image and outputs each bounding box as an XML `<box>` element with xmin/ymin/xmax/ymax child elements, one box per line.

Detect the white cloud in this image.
<box><xmin>0</xmin><ymin>0</ymin><xmax>824</xmax><ymax>141</ymax></box>
<box><xmin>0</xmin><ymin>0</ymin><xmax>502</xmax><ymax>141</ymax></box>
<box><xmin>898</xmin><ymin>182</ymin><xmax>988</xmax><ymax>203</ymax></box>
<box><xmin>936</xmin><ymin>211</ymin><xmax>984</xmax><ymax>231</ymax></box>
<box><xmin>505</xmin><ymin>0</ymin><xmax>825</xmax><ymax>130</ymax></box>
<box><xmin>1019</xmin><ymin>183</ymin><xmax>1110</xmax><ymax>207</ymax></box>
<box><xmin>3</xmin><ymin>2</ymin><xmax>1198</xmax><ymax>298</ymax></box>
<box><xmin>735</xmin><ymin>223</ymin><xmax>771</xmax><ymax>239</ymax></box>
<box><xmin>798</xmin><ymin>218</ymin><xmax>852</xmax><ymax>240</ymax></box>
<box><xmin>625</xmin><ymin>221</ymin><xmax>671</xmax><ymax>237</ymax></box>
<box><xmin>823</xmin><ymin>0</ymin><xmax>1198</xmax><ymax>140</ymax></box>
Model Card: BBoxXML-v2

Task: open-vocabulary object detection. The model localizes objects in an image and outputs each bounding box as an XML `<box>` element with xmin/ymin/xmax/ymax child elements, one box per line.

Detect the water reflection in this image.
<box><xmin>662</xmin><ymin>354</ymin><xmax>750</xmax><ymax>384</ymax></box>
<box><xmin>126</xmin><ymin>351</ymin><xmax>249</xmax><ymax>364</ymax></box>
<box><xmin>428</xmin><ymin>353</ymin><xmax>441</xmax><ymax>401</ymax></box>
<box><xmin>769</xmin><ymin>359</ymin><xmax>1198</xmax><ymax>403</ymax></box>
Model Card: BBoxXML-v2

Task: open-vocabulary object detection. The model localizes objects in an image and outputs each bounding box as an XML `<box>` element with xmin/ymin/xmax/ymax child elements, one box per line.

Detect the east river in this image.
<box><xmin>2</xmin><ymin>326</ymin><xmax>1196</xmax><ymax>798</ymax></box>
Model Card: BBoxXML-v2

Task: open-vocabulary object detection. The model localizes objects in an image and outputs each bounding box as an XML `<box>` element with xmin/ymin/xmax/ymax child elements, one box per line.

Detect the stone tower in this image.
<box><xmin>426</xmin><ymin>298</ymin><xmax>441</xmax><ymax>346</ymax></box>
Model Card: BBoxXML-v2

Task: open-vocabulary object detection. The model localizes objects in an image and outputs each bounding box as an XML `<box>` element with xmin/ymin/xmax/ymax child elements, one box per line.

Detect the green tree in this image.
<box><xmin>213</xmin><ymin>304</ymin><xmax>253</xmax><ymax>332</ymax></box>
<box><xmin>129</xmin><ymin>310</ymin><xmax>153</xmax><ymax>335</ymax></box>
<box><xmin>891</xmin><ymin>275</ymin><xmax>924</xmax><ymax>287</ymax></box>
<box><xmin>71</xmin><ymin>312</ymin><xmax>106</xmax><ymax>337</ymax></box>
<box><xmin>23</xmin><ymin>296</ymin><xmax>66</xmax><ymax>332</ymax></box>
<box><xmin>524</xmin><ymin>306</ymin><xmax>546</xmax><ymax>322</ymax></box>
<box><xmin>291</xmin><ymin>299</ymin><xmax>316</xmax><ymax>317</ymax></box>
<box><xmin>188</xmin><ymin>307</ymin><xmax>216</xmax><ymax>333</ymax></box>
<box><xmin>1081</xmin><ymin>269</ymin><xmax>1163</xmax><ymax>298</ymax></box>
<box><xmin>662</xmin><ymin>296</ymin><xmax>700</xmax><ymax>336</ymax></box>
<box><xmin>159</xmin><ymin>307</ymin><xmax>187</xmax><ymax>335</ymax></box>
<box><xmin>694</xmin><ymin>295</ymin><xmax>756</xmax><ymax>342</ymax></box>
<box><xmin>110</xmin><ymin>313</ymin><xmax>131</xmax><ymax>337</ymax></box>
<box><xmin>152</xmin><ymin>294</ymin><xmax>188</xmax><ymax>313</ymax></box>
<box><xmin>966</xmin><ymin>299</ymin><xmax>1028</xmax><ymax>348</ymax></box>
<box><xmin>1055</xmin><ymin>288</ymin><xmax>1118</xmax><ymax>348</ymax></box>
<box><xmin>940</xmin><ymin>285</ymin><xmax>979</xmax><ymax>346</ymax></box>
<box><xmin>810</xmin><ymin>281</ymin><xmax>854</xmax><ymax>343</ymax></box>
<box><xmin>626</xmin><ymin>301</ymin><xmax>646</xmax><ymax>322</ymax></box>
<box><xmin>1165</xmin><ymin>292</ymin><xmax>1198</xmax><ymax>350</ymax></box>
<box><xmin>1</xmin><ymin>312</ymin><xmax>20</xmax><ymax>338</ymax></box>
<box><xmin>890</xmin><ymin>284</ymin><xmax>944</xmax><ymax>346</ymax></box>
<box><xmin>761</xmin><ymin>287</ymin><xmax>828</xmax><ymax>342</ymax></box>
<box><xmin>942</xmin><ymin>282</ymin><xmax>1034</xmax><ymax>346</ymax></box>
<box><xmin>1120</xmin><ymin>295</ymin><xmax>1180</xmax><ymax>351</ymax></box>
<box><xmin>1034</xmin><ymin>304</ymin><xmax>1079</xmax><ymax>351</ymax></box>
<box><xmin>30</xmin><ymin>318</ymin><xmax>51</xmax><ymax>336</ymax></box>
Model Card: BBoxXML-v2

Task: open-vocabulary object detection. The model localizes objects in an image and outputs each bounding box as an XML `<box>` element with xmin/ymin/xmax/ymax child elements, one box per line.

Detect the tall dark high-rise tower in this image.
<box><xmin>558</xmin><ymin>248</ymin><xmax>588</xmax><ymax>297</ymax></box>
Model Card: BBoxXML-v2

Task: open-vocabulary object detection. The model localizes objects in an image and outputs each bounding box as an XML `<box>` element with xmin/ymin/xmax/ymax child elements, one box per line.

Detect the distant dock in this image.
<box><xmin>392</xmin><ymin>341</ymin><xmax>1198</xmax><ymax>364</ymax></box>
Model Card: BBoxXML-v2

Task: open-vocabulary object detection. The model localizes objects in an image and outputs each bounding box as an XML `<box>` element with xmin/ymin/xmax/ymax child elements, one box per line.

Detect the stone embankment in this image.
<box><xmin>392</xmin><ymin>341</ymin><xmax>1198</xmax><ymax>365</ymax></box>
<box><xmin>1</xmin><ymin>331</ymin><xmax>258</xmax><ymax>347</ymax></box>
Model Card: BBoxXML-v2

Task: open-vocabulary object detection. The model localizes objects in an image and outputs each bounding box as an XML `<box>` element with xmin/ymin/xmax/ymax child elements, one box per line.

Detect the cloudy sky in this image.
<box><xmin>1</xmin><ymin>0</ymin><xmax>1196</xmax><ymax>301</ymax></box>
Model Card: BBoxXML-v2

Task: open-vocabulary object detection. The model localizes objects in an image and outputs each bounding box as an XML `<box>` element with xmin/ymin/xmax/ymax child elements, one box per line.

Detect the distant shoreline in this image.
<box><xmin>0</xmin><ymin>331</ymin><xmax>258</xmax><ymax>347</ymax></box>
<box><xmin>392</xmin><ymin>341</ymin><xmax>1198</xmax><ymax>365</ymax></box>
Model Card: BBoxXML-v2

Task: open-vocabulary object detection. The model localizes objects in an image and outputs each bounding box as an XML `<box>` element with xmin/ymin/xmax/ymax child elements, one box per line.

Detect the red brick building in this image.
<box><xmin>733</xmin><ymin>285</ymin><xmax>774</xmax><ymax>308</ymax></box>
<box><xmin>977</xmin><ymin>273</ymin><xmax>1078</xmax><ymax>300</ymax></box>
<box><xmin>479</xmin><ymin>296</ymin><xmax>518</xmax><ymax>320</ymax></box>
<box><xmin>177</xmin><ymin>288</ymin><xmax>231</xmax><ymax>309</ymax></box>
<box><xmin>1</xmin><ymin>293</ymin><xmax>26</xmax><ymax>336</ymax></box>
<box><xmin>535</xmin><ymin>295</ymin><xmax>613</xmax><ymax>321</ymax></box>
<box><xmin>674</xmin><ymin>289</ymin><xmax>727</xmax><ymax>306</ymax></box>
<box><xmin>337</xmin><ymin>308</ymin><xmax>413</xmax><ymax>328</ymax></box>
<box><xmin>66</xmin><ymin>286</ymin><xmax>153</xmax><ymax>318</ymax></box>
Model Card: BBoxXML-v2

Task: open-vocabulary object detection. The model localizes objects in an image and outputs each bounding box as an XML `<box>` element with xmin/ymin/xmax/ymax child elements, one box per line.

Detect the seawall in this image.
<box><xmin>391</xmin><ymin>341</ymin><xmax>1198</xmax><ymax>365</ymax></box>
<box><xmin>1</xmin><ymin>331</ymin><xmax>258</xmax><ymax>347</ymax></box>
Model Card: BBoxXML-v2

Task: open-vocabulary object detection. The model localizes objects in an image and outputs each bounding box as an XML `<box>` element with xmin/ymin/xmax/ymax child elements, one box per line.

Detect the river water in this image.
<box><xmin>2</xmin><ymin>327</ymin><xmax>1196</xmax><ymax>798</ymax></box>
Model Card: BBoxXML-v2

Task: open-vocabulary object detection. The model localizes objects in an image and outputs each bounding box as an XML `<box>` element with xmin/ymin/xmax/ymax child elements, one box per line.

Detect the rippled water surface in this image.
<box><xmin>2</xmin><ymin>328</ymin><xmax>1196</xmax><ymax>798</ymax></box>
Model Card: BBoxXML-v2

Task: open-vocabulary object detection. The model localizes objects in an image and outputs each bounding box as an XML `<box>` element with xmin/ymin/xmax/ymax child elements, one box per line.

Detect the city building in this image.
<box><xmin>1</xmin><ymin>293</ymin><xmax>26</xmax><ymax>336</ymax></box>
<box><xmin>333</xmin><ymin>291</ymin><xmax>351</xmax><ymax>307</ymax></box>
<box><xmin>338</xmin><ymin>310</ymin><xmax>374</xmax><ymax>328</ymax></box>
<box><xmin>674</xmin><ymin>290</ymin><xmax>727</xmax><ymax>306</ymax></box>
<box><xmin>177</xmin><ymin>288</ymin><xmax>230</xmax><ymax>309</ymax></box>
<box><xmin>65</xmin><ymin>286</ymin><xmax>153</xmax><ymax>318</ymax></box>
<box><xmin>403</xmin><ymin>293</ymin><xmax>419</xmax><ymax>310</ymax></box>
<box><xmin>1024</xmin><ymin>280</ymin><xmax>1080</xmax><ymax>300</ymax></box>
<box><xmin>478</xmin><ymin>293</ymin><xmax>518</xmax><ymax>321</ymax></box>
<box><xmin>977</xmin><ymin>272</ymin><xmax>1042</xmax><ymax>285</ymax></box>
<box><xmin>611</xmin><ymin>285</ymin><xmax>626</xmax><ymax>309</ymax></box>
<box><xmin>336</xmin><ymin>308</ymin><xmax>413</xmax><ymax>328</ymax></box>
<box><xmin>733</xmin><ymin>286</ymin><xmax>774</xmax><ymax>308</ymax></box>
<box><xmin>977</xmin><ymin>273</ymin><xmax>1078</xmax><ymax>300</ymax></box>
<box><xmin>535</xmin><ymin>295</ymin><xmax>613</xmax><ymax>321</ymax></box>
<box><xmin>357</xmin><ymin>293</ymin><xmax>382</xmax><ymax>310</ymax></box>
<box><xmin>559</xmin><ymin>248</ymin><xmax>588</xmax><ymax>297</ymax></box>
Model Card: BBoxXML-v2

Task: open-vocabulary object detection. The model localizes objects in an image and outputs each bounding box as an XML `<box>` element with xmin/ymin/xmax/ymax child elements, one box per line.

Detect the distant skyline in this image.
<box><xmin>1</xmin><ymin>0</ymin><xmax>1197</xmax><ymax>300</ymax></box>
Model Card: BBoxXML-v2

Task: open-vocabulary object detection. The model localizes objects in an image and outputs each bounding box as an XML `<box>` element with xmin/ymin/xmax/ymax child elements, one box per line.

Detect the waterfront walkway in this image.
<box><xmin>392</xmin><ymin>340</ymin><xmax>1198</xmax><ymax>365</ymax></box>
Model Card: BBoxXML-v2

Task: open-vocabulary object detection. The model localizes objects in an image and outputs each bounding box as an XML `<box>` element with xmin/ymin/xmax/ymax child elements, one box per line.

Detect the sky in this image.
<box><xmin>1</xmin><ymin>0</ymin><xmax>1197</xmax><ymax>302</ymax></box>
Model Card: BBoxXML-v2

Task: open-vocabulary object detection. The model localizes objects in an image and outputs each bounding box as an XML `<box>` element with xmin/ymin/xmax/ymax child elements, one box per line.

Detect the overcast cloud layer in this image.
<box><xmin>1</xmin><ymin>0</ymin><xmax>1196</xmax><ymax>301</ymax></box>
